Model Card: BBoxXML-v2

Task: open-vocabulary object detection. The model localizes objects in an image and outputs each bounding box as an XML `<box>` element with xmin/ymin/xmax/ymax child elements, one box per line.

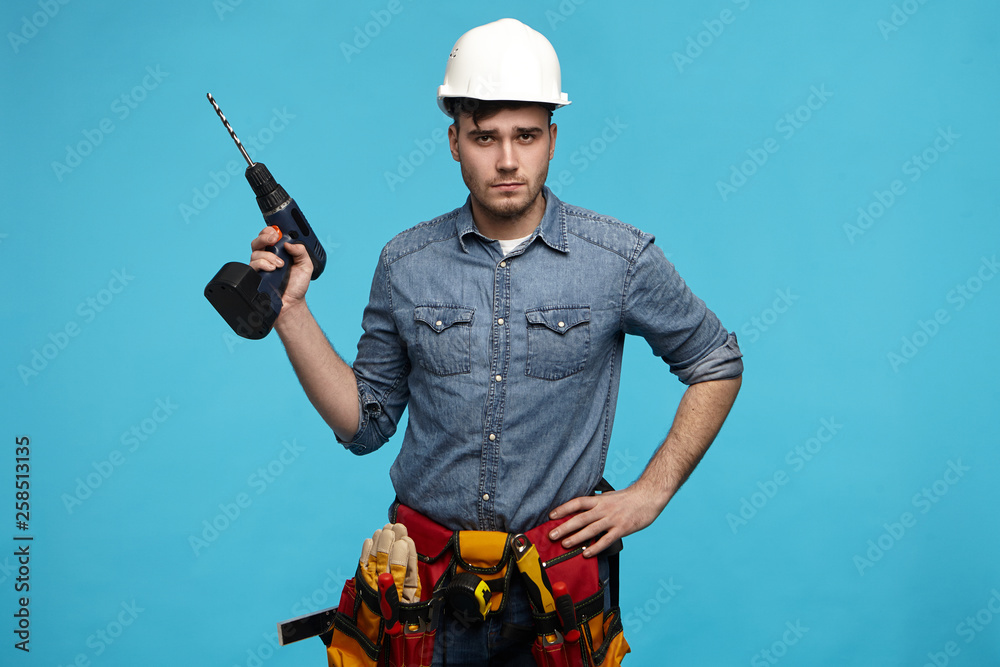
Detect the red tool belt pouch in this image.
<box><xmin>521</xmin><ymin>518</ymin><xmax>630</xmax><ymax>667</ymax></box>
<box><xmin>324</xmin><ymin>561</ymin><xmax>437</xmax><ymax>667</ymax></box>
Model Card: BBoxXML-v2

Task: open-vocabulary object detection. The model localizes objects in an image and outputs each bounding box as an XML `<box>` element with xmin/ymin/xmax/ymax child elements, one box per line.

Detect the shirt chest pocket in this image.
<box><xmin>413</xmin><ymin>305</ymin><xmax>474</xmax><ymax>376</ymax></box>
<box><xmin>525</xmin><ymin>306</ymin><xmax>591</xmax><ymax>380</ymax></box>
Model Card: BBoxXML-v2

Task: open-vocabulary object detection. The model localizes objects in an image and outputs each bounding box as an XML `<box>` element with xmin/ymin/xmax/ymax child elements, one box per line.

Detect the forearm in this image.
<box><xmin>635</xmin><ymin>375</ymin><xmax>742</xmax><ymax>510</ymax></box>
<box><xmin>274</xmin><ymin>301</ymin><xmax>360</xmax><ymax>442</ymax></box>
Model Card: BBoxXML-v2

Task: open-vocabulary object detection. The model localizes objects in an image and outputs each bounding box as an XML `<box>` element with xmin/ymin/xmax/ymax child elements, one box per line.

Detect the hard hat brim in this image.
<box><xmin>437</xmin><ymin>88</ymin><xmax>571</xmax><ymax>117</ymax></box>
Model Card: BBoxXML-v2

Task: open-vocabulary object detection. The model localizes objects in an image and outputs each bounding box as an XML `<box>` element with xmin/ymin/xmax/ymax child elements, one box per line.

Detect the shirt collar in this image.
<box><xmin>456</xmin><ymin>186</ymin><xmax>569</xmax><ymax>254</ymax></box>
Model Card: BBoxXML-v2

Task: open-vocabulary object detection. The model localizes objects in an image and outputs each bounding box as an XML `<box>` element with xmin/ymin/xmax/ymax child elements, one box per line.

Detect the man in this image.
<box><xmin>252</xmin><ymin>18</ymin><xmax>741</xmax><ymax>666</ymax></box>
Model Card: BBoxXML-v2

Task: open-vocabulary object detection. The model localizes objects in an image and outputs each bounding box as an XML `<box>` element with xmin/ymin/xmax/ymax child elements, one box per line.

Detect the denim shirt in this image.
<box><xmin>340</xmin><ymin>187</ymin><xmax>742</xmax><ymax>533</ymax></box>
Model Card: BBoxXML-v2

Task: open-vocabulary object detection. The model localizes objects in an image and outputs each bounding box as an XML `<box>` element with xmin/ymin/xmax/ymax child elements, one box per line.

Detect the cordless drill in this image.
<box><xmin>204</xmin><ymin>93</ymin><xmax>326</xmax><ymax>339</ymax></box>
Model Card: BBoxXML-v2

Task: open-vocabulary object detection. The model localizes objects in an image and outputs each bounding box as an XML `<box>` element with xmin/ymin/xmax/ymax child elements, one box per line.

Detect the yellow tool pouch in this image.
<box><xmin>448</xmin><ymin>529</ymin><xmax>515</xmax><ymax>618</ymax></box>
<box><xmin>325</xmin><ymin>576</ymin><xmax>379</xmax><ymax>667</ymax></box>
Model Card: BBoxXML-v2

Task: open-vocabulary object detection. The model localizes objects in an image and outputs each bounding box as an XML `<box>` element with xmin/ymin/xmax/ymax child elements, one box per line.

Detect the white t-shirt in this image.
<box><xmin>498</xmin><ymin>234</ymin><xmax>532</xmax><ymax>256</ymax></box>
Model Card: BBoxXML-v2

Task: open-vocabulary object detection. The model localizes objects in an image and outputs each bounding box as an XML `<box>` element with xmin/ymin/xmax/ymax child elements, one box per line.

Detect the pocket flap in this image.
<box><xmin>455</xmin><ymin>530</ymin><xmax>511</xmax><ymax>572</ymax></box>
<box><xmin>525</xmin><ymin>306</ymin><xmax>590</xmax><ymax>334</ymax></box>
<box><xmin>414</xmin><ymin>305</ymin><xmax>474</xmax><ymax>332</ymax></box>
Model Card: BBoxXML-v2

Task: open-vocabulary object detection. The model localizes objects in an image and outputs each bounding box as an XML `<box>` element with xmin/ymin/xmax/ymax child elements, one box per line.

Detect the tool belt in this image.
<box><xmin>323</xmin><ymin>503</ymin><xmax>630</xmax><ymax>667</ymax></box>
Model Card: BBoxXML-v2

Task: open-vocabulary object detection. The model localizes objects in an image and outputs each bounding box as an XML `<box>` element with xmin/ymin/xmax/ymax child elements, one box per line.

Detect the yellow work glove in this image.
<box><xmin>358</xmin><ymin>523</ymin><xmax>421</xmax><ymax>603</ymax></box>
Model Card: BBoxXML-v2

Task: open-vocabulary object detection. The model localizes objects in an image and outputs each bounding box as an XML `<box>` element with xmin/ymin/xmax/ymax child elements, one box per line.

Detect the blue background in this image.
<box><xmin>4</xmin><ymin>1</ymin><xmax>999</xmax><ymax>665</ymax></box>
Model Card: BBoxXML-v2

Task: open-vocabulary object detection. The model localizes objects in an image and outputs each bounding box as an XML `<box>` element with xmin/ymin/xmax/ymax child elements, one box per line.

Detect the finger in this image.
<box><xmin>548</xmin><ymin>496</ymin><xmax>602</xmax><ymax>541</ymax></box>
<box><xmin>548</xmin><ymin>511</ymin><xmax>591</xmax><ymax>542</ymax></box>
<box><xmin>376</xmin><ymin>524</ymin><xmax>396</xmax><ymax>574</ymax></box>
<box><xmin>250</xmin><ymin>226</ymin><xmax>281</xmax><ymax>250</ymax></box>
<box><xmin>389</xmin><ymin>522</ymin><xmax>408</xmax><ymax>541</ymax></box>
<box><xmin>560</xmin><ymin>516</ymin><xmax>610</xmax><ymax>549</ymax></box>
<box><xmin>249</xmin><ymin>251</ymin><xmax>285</xmax><ymax>272</ymax></box>
<box><xmin>549</xmin><ymin>495</ymin><xmax>597</xmax><ymax>520</ymax></box>
<box><xmin>402</xmin><ymin>536</ymin><xmax>420</xmax><ymax>602</ymax></box>
<box><xmin>359</xmin><ymin>537</ymin><xmax>374</xmax><ymax>569</ymax></box>
<box><xmin>582</xmin><ymin>529</ymin><xmax>619</xmax><ymax>559</ymax></box>
<box><xmin>367</xmin><ymin>528</ymin><xmax>383</xmax><ymax>580</ymax></box>
<box><xmin>389</xmin><ymin>539</ymin><xmax>408</xmax><ymax>593</ymax></box>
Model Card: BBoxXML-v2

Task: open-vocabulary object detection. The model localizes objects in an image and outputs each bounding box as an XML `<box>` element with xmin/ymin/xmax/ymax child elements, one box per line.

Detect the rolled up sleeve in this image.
<box><xmin>676</xmin><ymin>331</ymin><xmax>743</xmax><ymax>383</ymax></box>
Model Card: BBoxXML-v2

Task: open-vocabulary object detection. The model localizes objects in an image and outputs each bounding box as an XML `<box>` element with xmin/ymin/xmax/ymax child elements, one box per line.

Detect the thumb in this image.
<box><xmin>284</xmin><ymin>241</ymin><xmax>312</xmax><ymax>272</ymax></box>
<box><xmin>284</xmin><ymin>240</ymin><xmax>308</xmax><ymax>258</ymax></box>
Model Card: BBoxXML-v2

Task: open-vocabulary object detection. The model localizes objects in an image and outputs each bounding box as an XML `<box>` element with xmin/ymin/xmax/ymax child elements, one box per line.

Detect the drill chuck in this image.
<box><xmin>245</xmin><ymin>162</ymin><xmax>291</xmax><ymax>215</ymax></box>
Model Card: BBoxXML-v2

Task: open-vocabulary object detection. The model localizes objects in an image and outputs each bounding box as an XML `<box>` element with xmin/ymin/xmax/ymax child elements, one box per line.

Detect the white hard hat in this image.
<box><xmin>437</xmin><ymin>18</ymin><xmax>571</xmax><ymax>116</ymax></box>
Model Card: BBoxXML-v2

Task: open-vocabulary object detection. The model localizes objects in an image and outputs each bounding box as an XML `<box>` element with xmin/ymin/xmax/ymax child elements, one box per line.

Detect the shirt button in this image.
<box><xmin>558</xmin><ymin>321</ymin><xmax>565</xmax><ymax>328</ymax></box>
<box><xmin>436</xmin><ymin>320</ymin><xmax>442</xmax><ymax>327</ymax></box>
<box><xmin>497</xmin><ymin>318</ymin><xmax>504</xmax><ymax>325</ymax></box>
<box><xmin>500</xmin><ymin>261</ymin><xmax>507</xmax><ymax>268</ymax></box>
<box><xmin>483</xmin><ymin>493</ymin><xmax>490</xmax><ymax>501</ymax></box>
<box><xmin>489</xmin><ymin>433</ymin><xmax>496</xmax><ymax>441</ymax></box>
<box><xmin>495</xmin><ymin>374</ymin><xmax>502</xmax><ymax>382</ymax></box>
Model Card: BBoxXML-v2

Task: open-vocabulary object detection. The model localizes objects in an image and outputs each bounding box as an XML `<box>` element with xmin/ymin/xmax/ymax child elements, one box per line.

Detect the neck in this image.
<box><xmin>470</xmin><ymin>191</ymin><xmax>546</xmax><ymax>240</ymax></box>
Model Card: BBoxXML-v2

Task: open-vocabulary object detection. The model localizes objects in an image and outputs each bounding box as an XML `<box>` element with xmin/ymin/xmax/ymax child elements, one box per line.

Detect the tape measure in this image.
<box><xmin>445</xmin><ymin>572</ymin><xmax>492</xmax><ymax>619</ymax></box>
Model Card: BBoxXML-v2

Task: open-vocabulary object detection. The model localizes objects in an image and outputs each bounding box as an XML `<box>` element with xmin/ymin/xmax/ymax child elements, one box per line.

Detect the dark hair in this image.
<box><xmin>445</xmin><ymin>97</ymin><xmax>555</xmax><ymax>130</ymax></box>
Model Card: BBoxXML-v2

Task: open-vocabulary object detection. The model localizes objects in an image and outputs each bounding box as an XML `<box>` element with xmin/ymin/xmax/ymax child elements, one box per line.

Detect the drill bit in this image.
<box><xmin>207</xmin><ymin>93</ymin><xmax>254</xmax><ymax>167</ymax></box>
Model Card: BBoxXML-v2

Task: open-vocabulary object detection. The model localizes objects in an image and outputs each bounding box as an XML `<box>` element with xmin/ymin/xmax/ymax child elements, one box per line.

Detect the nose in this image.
<box><xmin>497</xmin><ymin>139</ymin><xmax>518</xmax><ymax>172</ymax></box>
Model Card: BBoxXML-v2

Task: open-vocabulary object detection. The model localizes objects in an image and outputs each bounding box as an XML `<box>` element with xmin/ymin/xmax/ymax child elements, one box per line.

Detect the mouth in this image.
<box><xmin>490</xmin><ymin>181</ymin><xmax>525</xmax><ymax>192</ymax></box>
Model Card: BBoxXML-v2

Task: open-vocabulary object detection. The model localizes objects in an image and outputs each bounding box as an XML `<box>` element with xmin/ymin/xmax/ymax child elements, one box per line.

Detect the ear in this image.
<box><xmin>448</xmin><ymin>124</ymin><xmax>461</xmax><ymax>162</ymax></box>
<box><xmin>548</xmin><ymin>123</ymin><xmax>558</xmax><ymax>161</ymax></box>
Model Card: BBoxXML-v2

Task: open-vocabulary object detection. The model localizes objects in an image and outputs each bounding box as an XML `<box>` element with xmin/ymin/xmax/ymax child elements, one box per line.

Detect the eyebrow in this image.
<box><xmin>466</xmin><ymin>126</ymin><xmax>546</xmax><ymax>138</ymax></box>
